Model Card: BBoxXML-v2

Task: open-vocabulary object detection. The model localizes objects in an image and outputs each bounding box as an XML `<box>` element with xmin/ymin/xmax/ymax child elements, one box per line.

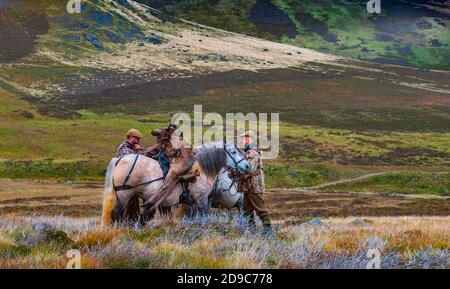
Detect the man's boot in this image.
<box><xmin>179</xmin><ymin>181</ymin><xmax>190</xmax><ymax>204</ymax></box>
<box><xmin>244</xmin><ymin>212</ymin><xmax>256</xmax><ymax>234</ymax></box>
<box><xmin>179</xmin><ymin>189</ymin><xmax>190</xmax><ymax>204</ymax></box>
<box><xmin>260</xmin><ymin>214</ymin><xmax>274</xmax><ymax>236</ymax></box>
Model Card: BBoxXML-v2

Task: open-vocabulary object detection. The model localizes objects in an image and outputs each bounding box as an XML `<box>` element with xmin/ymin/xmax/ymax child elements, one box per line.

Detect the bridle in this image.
<box><xmin>220</xmin><ymin>144</ymin><xmax>248</xmax><ymax>196</ymax></box>
<box><xmin>157</xmin><ymin>136</ymin><xmax>181</xmax><ymax>158</ymax></box>
<box><xmin>223</xmin><ymin>144</ymin><xmax>247</xmax><ymax>169</ymax></box>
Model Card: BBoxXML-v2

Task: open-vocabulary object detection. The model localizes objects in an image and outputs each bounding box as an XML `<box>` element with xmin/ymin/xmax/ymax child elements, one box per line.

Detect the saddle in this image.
<box><xmin>151</xmin><ymin>149</ymin><xmax>171</xmax><ymax>178</ymax></box>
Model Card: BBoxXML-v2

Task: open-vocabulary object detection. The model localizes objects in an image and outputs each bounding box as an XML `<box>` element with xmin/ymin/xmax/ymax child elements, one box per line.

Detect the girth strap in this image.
<box><xmin>114</xmin><ymin>177</ymin><xmax>164</xmax><ymax>192</ymax></box>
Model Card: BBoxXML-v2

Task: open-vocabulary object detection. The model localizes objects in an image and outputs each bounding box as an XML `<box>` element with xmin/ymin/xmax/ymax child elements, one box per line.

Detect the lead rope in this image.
<box><xmin>214</xmin><ymin>169</ymin><xmax>239</xmax><ymax>197</ymax></box>
<box><xmin>227</xmin><ymin>171</ymin><xmax>239</xmax><ymax>197</ymax></box>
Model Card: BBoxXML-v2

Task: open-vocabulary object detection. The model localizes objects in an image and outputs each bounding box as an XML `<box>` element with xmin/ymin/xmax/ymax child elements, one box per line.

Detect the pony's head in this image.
<box><xmin>151</xmin><ymin>123</ymin><xmax>178</xmax><ymax>139</ymax></box>
<box><xmin>150</xmin><ymin>124</ymin><xmax>188</xmax><ymax>156</ymax></box>
<box><xmin>223</xmin><ymin>143</ymin><xmax>250</xmax><ymax>173</ymax></box>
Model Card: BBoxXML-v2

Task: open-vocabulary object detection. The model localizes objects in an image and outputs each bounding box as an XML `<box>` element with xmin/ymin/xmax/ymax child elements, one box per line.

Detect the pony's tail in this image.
<box><xmin>101</xmin><ymin>158</ymin><xmax>118</xmax><ymax>227</ymax></box>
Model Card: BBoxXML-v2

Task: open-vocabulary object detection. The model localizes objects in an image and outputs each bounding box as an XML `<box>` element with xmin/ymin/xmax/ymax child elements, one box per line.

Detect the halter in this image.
<box><xmin>223</xmin><ymin>144</ymin><xmax>247</xmax><ymax>169</ymax></box>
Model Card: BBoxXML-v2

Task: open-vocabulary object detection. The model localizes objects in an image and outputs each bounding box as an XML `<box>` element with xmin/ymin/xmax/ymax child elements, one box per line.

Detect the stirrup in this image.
<box><xmin>179</xmin><ymin>189</ymin><xmax>190</xmax><ymax>204</ymax></box>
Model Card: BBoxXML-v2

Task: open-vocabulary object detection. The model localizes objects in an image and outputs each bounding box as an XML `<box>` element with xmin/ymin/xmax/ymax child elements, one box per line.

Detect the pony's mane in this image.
<box><xmin>194</xmin><ymin>142</ymin><xmax>227</xmax><ymax>178</ymax></box>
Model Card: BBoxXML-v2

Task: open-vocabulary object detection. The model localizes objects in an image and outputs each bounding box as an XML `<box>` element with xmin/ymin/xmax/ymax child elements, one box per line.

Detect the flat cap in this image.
<box><xmin>126</xmin><ymin>129</ymin><xmax>144</xmax><ymax>139</ymax></box>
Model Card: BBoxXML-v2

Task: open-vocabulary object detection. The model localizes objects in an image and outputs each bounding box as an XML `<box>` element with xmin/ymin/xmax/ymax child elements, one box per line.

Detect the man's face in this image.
<box><xmin>128</xmin><ymin>136</ymin><xmax>140</xmax><ymax>145</ymax></box>
<box><xmin>242</xmin><ymin>136</ymin><xmax>252</xmax><ymax>147</ymax></box>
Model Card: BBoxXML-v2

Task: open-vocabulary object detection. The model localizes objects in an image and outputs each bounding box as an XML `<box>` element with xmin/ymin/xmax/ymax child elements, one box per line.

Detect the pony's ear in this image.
<box><xmin>151</xmin><ymin>129</ymin><xmax>161</xmax><ymax>137</ymax></box>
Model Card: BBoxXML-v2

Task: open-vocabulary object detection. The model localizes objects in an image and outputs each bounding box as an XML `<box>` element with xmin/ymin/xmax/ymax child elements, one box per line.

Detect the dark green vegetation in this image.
<box><xmin>264</xmin><ymin>164</ymin><xmax>329</xmax><ymax>188</ymax></box>
<box><xmin>0</xmin><ymin>3</ymin><xmax>49</xmax><ymax>62</ymax></box>
<box><xmin>141</xmin><ymin>0</ymin><xmax>450</xmax><ymax>70</ymax></box>
<box><xmin>0</xmin><ymin>159</ymin><xmax>106</xmax><ymax>180</ymax></box>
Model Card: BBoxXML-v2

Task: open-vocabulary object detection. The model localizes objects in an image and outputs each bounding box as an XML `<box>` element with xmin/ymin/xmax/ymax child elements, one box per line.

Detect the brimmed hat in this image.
<box><xmin>126</xmin><ymin>129</ymin><xmax>144</xmax><ymax>139</ymax></box>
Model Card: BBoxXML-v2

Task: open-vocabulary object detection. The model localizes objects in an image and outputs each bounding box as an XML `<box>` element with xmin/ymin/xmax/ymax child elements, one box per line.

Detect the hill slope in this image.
<box><xmin>140</xmin><ymin>0</ymin><xmax>450</xmax><ymax>70</ymax></box>
<box><xmin>0</xmin><ymin>0</ymin><xmax>449</xmax><ymax>131</ymax></box>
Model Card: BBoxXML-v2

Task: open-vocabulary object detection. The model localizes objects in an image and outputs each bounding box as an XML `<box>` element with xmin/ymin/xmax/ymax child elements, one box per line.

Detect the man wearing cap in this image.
<box><xmin>238</xmin><ymin>131</ymin><xmax>273</xmax><ymax>233</ymax></box>
<box><xmin>115</xmin><ymin>129</ymin><xmax>144</xmax><ymax>158</ymax></box>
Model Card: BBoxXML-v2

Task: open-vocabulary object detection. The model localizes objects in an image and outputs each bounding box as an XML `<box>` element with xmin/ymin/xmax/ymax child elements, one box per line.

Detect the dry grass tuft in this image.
<box><xmin>77</xmin><ymin>229</ymin><xmax>121</xmax><ymax>248</ymax></box>
<box><xmin>0</xmin><ymin>215</ymin><xmax>448</xmax><ymax>268</ymax></box>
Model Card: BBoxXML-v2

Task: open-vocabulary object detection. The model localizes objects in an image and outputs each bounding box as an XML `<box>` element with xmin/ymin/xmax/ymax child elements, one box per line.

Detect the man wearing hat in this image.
<box><xmin>115</xmin><ymin>129</ymin><xmax>144</xmax><ymax>158</ymax></box>
<box><xmin>238</xmin><ymin>131</ymin><xmax>273</xmax><ymax>233</ymax></box>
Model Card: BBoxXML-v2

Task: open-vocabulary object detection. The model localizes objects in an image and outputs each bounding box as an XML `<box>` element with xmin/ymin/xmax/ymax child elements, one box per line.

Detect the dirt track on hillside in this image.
<box><xmin>0</xmin><ymin>179</ymin><xmax>448</xmax><ymax>218</ymax></box>
<box><xmin>265</xmin><ymin>191</ymin><xmax>449</xmax><ymax>219</ymax></box>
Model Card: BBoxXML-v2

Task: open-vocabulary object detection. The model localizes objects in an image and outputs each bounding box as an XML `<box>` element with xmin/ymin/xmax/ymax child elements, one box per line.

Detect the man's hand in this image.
<box><xmin>229</xmin><ymin>169</ymin><xmax>242</xmax><ymax>180</ymax></box>
<box><xmin>133</xmin><ymin>144</ymin><xmax>143</xmax><ymax>151</ymax></box>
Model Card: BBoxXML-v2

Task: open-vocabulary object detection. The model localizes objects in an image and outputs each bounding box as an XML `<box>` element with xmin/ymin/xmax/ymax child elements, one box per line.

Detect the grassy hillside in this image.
<box><xmin>140</xmin><ymin>0</ymin><xmax>450</xmax><ymax>70</ymax></box>
<box><xmin>1</xmin><ymin>84</ymin><xmax>448</xmax><ymax>193</ymax></box>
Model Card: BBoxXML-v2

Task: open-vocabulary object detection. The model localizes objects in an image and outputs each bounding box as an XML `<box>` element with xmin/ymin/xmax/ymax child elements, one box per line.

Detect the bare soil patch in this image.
<box><xmin>0</xmin><ymin>179</ymin><xmax>447</xmax><ymax>218</ymax></box>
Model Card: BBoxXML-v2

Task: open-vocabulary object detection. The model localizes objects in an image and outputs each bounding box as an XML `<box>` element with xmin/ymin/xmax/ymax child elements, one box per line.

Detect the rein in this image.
<box><xmin>212</xmin><ymin>168</ymin><xmax>239</xmax><ymax>197</ymax></box>
<box><xmin>211</xmin><ymin>145</ymin><xmax>246</xmax><ymax>197</ymax></box>
<box><xmin>222</xmin><ymin>144</ymin><xmax>246</xmax><ymax>194</ymax></box>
